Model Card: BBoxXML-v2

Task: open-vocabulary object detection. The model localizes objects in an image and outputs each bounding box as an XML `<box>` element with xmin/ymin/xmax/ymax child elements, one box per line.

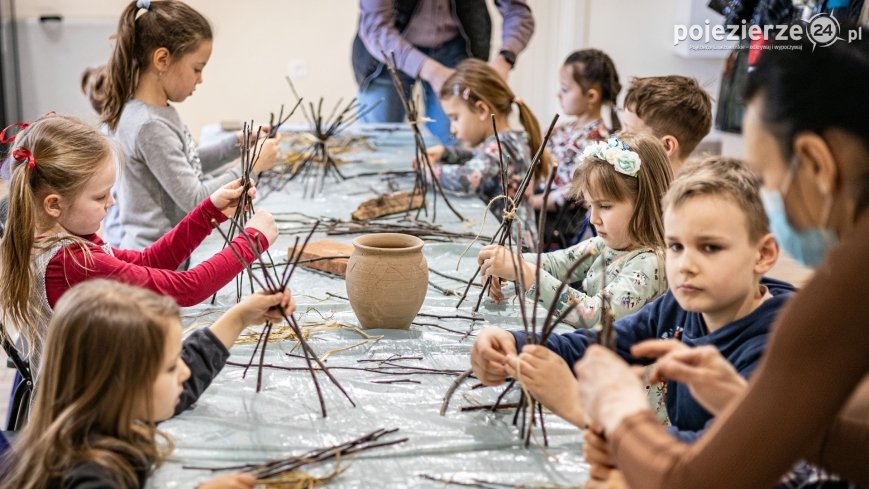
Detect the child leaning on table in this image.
<box><xmin>0</xmin><ymin>279</ymin><xmax>294</xmax><ymax>489</ymax></box>
<box><xmin>424</xmin><ymin>58</ymin><xmax>552</xmax><ymax>250</ymax></box>
<box><xmin>471</xmin><ymin>156</ymin><xmax>793</xmax><ymax>443</ymax></box>
<box><xmin>0</xmin><ymin>115</ymin><xmax>278</xmax><ymax>382</ymax></box>
<box><xmin>478</xmin><ymin>131</ymin><xmax>673</xmax><ymax>327</ymax></box>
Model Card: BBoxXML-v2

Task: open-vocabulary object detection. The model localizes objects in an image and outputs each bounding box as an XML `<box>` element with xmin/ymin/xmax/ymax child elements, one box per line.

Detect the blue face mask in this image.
<box><xmin>758</xmin><ymin>162</ymin><xmax>837</xmax><ymax>268</ymax></box>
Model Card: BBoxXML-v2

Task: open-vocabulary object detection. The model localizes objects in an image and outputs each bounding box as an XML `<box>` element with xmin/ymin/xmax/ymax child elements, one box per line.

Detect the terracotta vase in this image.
<box><xmin>345</xmin><ymin>233</ymin><xmax>429</xmax><ymax>329</ymax></box>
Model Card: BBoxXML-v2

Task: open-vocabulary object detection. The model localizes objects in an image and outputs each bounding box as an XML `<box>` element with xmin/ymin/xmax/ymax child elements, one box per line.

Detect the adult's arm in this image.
<box><xmin>495</xmin><ymin>0</ymin><xmax>535</xmax><ymax>57</ymax></box>
<box><xmin>608</xmin><ymin>215</ymin><xmax>869</xmax><ymax>489</ymax></box>
<box><xmin>358</xmin><ymin>0</ymin><xmax>428</xmax><ymax>78</ymax></box>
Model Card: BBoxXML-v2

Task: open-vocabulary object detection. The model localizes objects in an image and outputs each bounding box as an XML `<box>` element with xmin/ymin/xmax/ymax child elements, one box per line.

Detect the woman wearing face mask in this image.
<box><xmin>570</xmin><ymin>30</ymin><xmax>869</xmax><ymax>489</ymax></box>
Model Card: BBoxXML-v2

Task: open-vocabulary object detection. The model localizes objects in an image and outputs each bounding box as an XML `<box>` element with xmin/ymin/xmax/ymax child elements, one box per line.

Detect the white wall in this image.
<box><xmin>17</xmin><ymin>0</ymin><xmax>734</xmax><ymax>152</ymax></box>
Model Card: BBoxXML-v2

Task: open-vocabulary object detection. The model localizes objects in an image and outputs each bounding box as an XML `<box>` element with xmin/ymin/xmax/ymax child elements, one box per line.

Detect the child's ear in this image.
<box><xmin>661</xmin><ymin>135</ymin><xmax>681</xmax><ymax>159</ymax></box>
<box><xmin>473</xmin><ymin>101</ymin><xmax>492</xmax><ymax>120</ymax></box>
<box><xmin>150</xmin><ymin>47</ymin><xmax>171</xmax><ymax>74</ymax></box>
<box><xmin>586</xmin><ymin>88</ymin><xmax>601</xmax><ymax>105</ymax></box>
<box><xmin>754</xmin><ymin>232</ymin><xmax>780</xmax><ymax>275</ymax></box>
<box><xmin>42</xmin><ymin>193</ymin><xmax>63</xmax><ymax>219</ymax></box>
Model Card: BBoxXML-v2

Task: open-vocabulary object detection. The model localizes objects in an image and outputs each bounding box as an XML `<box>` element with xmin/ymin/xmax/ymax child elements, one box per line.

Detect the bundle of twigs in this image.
<box><xmin>215</xmin><ymin>121</ymin><xmax>274</xmax><ymax>303</ymax></box>
<box><xmin>211</xmin><ymin>218</ymin><xmax>355</xmax><ymax>417</ymax></box>
<box><xmin>270</xmin><ymin>77</ymin><xmax>380</xmax><ymax>197</ymax></box>
<box><xmin>382</xmin><ymin>51</ymin><xmax>464</xmax><ymax>222</ymax></box>
<box><xmin>441</xmin><ymin>117</ymin><xmax>614</xmax><ymax>447</ymax></box>
<box><xmin>455</xmin><ymin>114</ymin><xmax>559</xmax><ymax>313</ymax></box>
<box><xmin>272</xmin><ymin>213</ymin><xmax>486</xmax><ymax>242</ymax></box>
<box><xmin>325</xmin><ymin>218</ymin><xmax>484</xmax><ymax>241</ymax></box>
<box><xmin>184</xmin><ymin>428</ymin><xmax>407</xmax><ymax>482</ymax></box>
<box><xmin>267</xmin><ymin>101</ymin><xmax>301</xmax><ymax>139</ymax></box>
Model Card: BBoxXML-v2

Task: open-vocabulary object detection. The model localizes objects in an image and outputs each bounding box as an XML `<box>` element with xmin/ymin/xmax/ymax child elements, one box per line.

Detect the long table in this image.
<box><xmin>148</xmin><ymin>124</ymin><xmax>589</xmax><ymax>488</ymax></box>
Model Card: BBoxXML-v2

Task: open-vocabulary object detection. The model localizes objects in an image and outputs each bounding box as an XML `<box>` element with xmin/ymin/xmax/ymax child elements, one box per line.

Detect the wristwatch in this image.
<box><xmin>498</xmin><ymin>49</ymin><xmax>517</xmax><ymax>69</ymax></box>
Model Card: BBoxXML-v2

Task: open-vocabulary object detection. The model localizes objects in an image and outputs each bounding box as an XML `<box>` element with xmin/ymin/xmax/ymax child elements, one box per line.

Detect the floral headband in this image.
<box><xmin>581</xmin><ymin>136</ymin><xmax>641</xmax><ymax>177</ymax></box>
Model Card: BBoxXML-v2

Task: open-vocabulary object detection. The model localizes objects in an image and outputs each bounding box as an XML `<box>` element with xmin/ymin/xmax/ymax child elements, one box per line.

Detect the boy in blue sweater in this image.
<box><xmin>470</xmin><ymin>156</ymin><xmax>793</xmax><ymax>442</ymax></box>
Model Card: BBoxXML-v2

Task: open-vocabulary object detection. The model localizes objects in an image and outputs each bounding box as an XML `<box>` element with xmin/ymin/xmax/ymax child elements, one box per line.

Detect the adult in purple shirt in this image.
<box><xmin>352</xmin><ymin>0</ymin><xmax>534</xmax><ymax>144</ymax></box>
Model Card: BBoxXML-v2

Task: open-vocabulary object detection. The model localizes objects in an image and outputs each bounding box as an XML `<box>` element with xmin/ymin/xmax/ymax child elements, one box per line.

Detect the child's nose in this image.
<box><xmin>678</xmin><ymin>251</ymin><xmax>698</xmax><ymax>274</ymax></box>
<box><xmin>179</xmin><ymin>359</ymin><xmax>192</xmax><ymax>383</ymax></box>
<box><xmin>589</xmin><ymin>208</ymin><xmax>602</xmax><ymax>226</ymax></box>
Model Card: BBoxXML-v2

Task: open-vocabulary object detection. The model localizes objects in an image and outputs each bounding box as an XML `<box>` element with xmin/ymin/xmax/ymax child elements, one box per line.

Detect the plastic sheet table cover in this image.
<box><xmin>149</xmin><ymin>124</ymin><xmax>590</xmax><ymax>488</ymax></box>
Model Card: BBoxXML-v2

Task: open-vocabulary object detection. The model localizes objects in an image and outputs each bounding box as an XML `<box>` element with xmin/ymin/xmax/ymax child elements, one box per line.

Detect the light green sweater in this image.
<box><xmin>523</xmin><ymin>237</ymin><xmax>667</xmax><ymax>328</ymax></box>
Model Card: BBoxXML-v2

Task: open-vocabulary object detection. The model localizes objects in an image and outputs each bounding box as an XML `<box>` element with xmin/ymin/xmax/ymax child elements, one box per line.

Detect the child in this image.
<box><xmin>478</xmin><ymin>132</ymin><xmax>672</xmax><ymax>327</ymax></box>
<box><xmin>533</xmin><ymin>49</ymin><xmax>621</xmax><ymax>250</ymax></box>
<box><xmin>0</xmin><ymin>115</ymin><xmax>278</xmax><ymax>380</ymax></box>
<box><xmin>471</xmin><ymin>156</ymin><xmax>792</xmax><ymax>443</ymax></box>
<box><xmin>621</xmin><ymin>76</ymin><xmax>712</xmax><ymax>174</ymax></box>
<box><xmin>426</xmin><ymin>58</ymin><xmax>551</xmax><ymax>250</ymax></box>
<box><xmin>80</xmin><ymin>65</ymin><xmax>109</xmax><ymax>116</ymax></box>
<box><xmin>0</xmin><ymin>279</ymin><xmax>293</xmax><ymax>488</ymax></box>
<box><xmin>102</xmin><ymin>0</ymin><xmax>280</xmax><ymax>249</ymax></box>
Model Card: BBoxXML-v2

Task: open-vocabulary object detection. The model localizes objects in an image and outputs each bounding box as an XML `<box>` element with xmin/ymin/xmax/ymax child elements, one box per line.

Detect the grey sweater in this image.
<box><xmin>113</xmin><ymin>100</ymin><xmax>241</xmax><ymax>249</ymax></box>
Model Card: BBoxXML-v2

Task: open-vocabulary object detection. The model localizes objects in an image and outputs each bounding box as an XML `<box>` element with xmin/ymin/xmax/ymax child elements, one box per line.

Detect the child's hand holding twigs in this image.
<box><xmin>211</xmin><ymin>179</ymin><xmax>256</xmax><ymax>218</ymax></box>
<box><xmin>505</xmin><ymin>345</ymin><xmax>588</xmax><ymax>427</ymax></box>
<box><xmin>470</xmin><ymin>327</ymin><xmax>517</xmax><ymax>386</ymax></box>
<box><xmin>244</xmin><ymin>209</ymin><xmax>279</xmax><ymax>245</ymax></box>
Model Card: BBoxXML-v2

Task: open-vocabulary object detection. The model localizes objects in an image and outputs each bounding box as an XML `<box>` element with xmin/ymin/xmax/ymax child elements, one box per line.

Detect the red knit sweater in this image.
<box><xmin>44</xmin><ymin>198</ymin><xmax>269</xmax><ymax>308</ymax></box>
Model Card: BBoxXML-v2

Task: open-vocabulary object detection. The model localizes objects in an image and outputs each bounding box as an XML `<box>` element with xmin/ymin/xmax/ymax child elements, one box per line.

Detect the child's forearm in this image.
<box><xmin>209</xmin><ymin>307</ymin><xmax>247</xmax><ymax>350</ymax></box>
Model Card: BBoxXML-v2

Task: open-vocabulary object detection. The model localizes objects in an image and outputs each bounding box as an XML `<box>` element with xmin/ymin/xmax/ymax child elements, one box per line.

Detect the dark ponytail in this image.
<box><xmin>564</xmin><ymin>49</ymin><xmax>622</xmax><ymax>132</ymax></box>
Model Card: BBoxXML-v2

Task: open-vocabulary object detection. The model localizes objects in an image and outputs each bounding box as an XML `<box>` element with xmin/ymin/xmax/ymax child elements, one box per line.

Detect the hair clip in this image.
<box><xmin>449</xmin><ymin>85</ymin><xmax>472</xmax><ymax>101</ymax></box>
<box><xmin>581</xmin><ymin>136</ymin><xmax>642</xmax><ymax>177</ymax></box>
<box><xmin>136</xmin><ymin>0</ymin><xmax>150</xmax><ymax>10</ymax></box>
<box><xmin>0</xmin><ymin>122</ymin><xmax>30</xmax><ymax>145</ymax></box>
<box><xmin>12</xmin><ymin>148</ymin><xmax>37</xmax><ymax>170</ymax></box>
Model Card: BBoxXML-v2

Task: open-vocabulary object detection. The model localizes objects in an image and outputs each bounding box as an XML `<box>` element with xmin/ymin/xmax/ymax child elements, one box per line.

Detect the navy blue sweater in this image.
<box><xmin>512</xmin><ymin>277</ymin><xmax>794</xmax><ymax>442</ymax></box>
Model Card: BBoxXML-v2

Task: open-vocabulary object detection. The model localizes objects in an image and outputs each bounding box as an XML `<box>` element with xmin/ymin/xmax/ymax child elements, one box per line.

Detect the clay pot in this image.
<box><xmin>345</xmin><ymin>233</ymin><xmax>429</xmax><ymax>329</ymax></box>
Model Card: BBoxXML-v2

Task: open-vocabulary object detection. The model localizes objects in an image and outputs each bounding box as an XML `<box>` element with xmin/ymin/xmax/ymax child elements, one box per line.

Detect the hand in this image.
<box><xmin>211</xmin><ymin>179</ymin><xmax>256</xmax><ymax>218</ymax></box>
<box><xmin>252</xmin><ymin>133</ymin><xmax>282</xmax><ymax>173</ymax></box>
<box><xmin>244</xmin><ymin>208</ymin><xmax>279</xmax><ymax>245</ymax></box>
<box><xmin>196</xmin><ymin>472</ymin><xmax>256</xmax><ymax>489</ymax></box>
<box><xmin>419</xmin><ymin>59</ymin><xmax>455</xmax><ymax>93</ymax></box>
<box><xmin>470</xmin><ymin>327</ymin><xmax>517</xmax><ymax>386</ymax></box>
<box><xmin>583</xmin><ymin>424</ymin><xmax>613</xmax><ymax>468</ymax></box>
<box><xmin>504</xmin><ymin>345</ymin><xmax>588</xmax><ymax>427</ymax></box>
<box><xmin>488</xmin><ymin>276</ymin><xmax>505</xmax><ymax>304</ymax></box>
<box><xmin>235</xmin><ymin>288</ymin><xmax>296</xmax><ymax>326</ymax></box>
<box><xmin>488</xmin><ymin>55</ymin><xmax>512</xmax><ymax>82</ymax></box>
<box><xmin>575</xmin><ymin>346</ymin><xmax>649</xmax><ymax>435</ymax></box>
<box><xmin>478</xmin><ymin>245</ymin><xmax>534</xmax><ymax>287</ymax></box>
<box><xmin>235</xmin><ymin>125</ymin><xmax>270</xmax><ymax>147</ymax></box>
<box><xmin>634</xmin><ymin>341</ymin><xmax>747</xmax><ymax>416</ymax></box>
<box><xmin>584</xmin><ymin>469</ymin><xmax>629</xmax><ymax>489</ymax></box>
<box><xmin>209</xmin><ymin>289</ymin><xmax>294</xmax><ymax>350</ymax></box>
<box><xmin>413</xmin><ymin>145</ymin><xmax>446</xmax><ymax>170</ymax></box>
